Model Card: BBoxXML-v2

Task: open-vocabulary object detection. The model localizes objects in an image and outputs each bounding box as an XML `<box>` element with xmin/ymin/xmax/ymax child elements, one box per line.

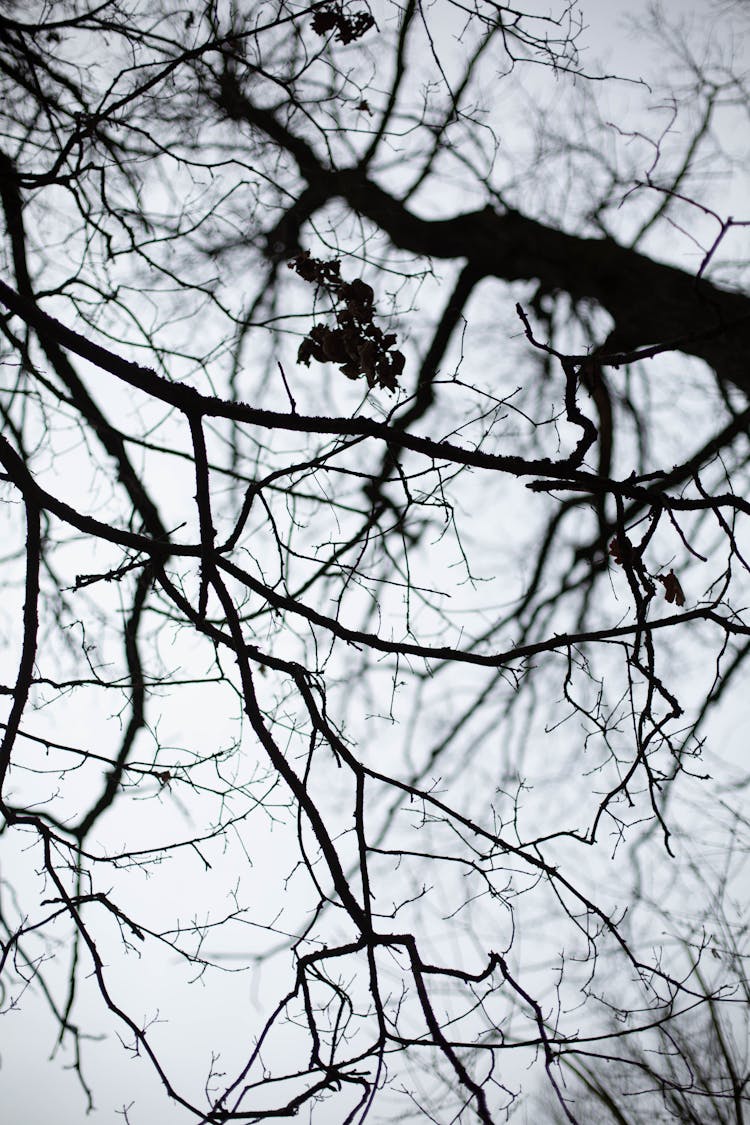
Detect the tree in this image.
<box><xmin>539</xmin><ymin>883</ymin><xmax>750</xmax><ymax>1124</ymax></box>
<box><xmin>0</xmin><ymin>1</ymin><xmax>748</xmax><ymax>1122</ymax></box>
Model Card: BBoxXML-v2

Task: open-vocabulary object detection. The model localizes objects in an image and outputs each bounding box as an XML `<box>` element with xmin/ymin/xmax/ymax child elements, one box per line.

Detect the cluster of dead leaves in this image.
<box><xmin>311</xmin><ymin>2</ymin><xmax>375</xmax><ymax>44</ymax></box>
<box><xmin>609</xmin><ymin>537</ymin><xmax>686</xmax><ymax>607</ymax></box>
<box><xmin>290</xmin><ymin>252</ymin><xmax>405</xmax><ymax>392</ymax></box>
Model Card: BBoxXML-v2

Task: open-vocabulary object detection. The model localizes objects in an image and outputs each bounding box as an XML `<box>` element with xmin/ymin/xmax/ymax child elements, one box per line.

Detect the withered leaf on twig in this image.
<box><xmin>291</xmin><ymin>252</ymin><xmax>404</xmax><ymax>392</ymax></box>
<box><xmin>608</xmin><ymin>536</ymin><xmax>633</xmax><ymax>566</ymax></box>
<box><xmin>311</xmin><ymin>3</ymin><xmax>375</xmax><ymax>45</ymax></box>
<box><xmin>656</xmin><ymin>569</ymin><xmax>686</xmax><ymax>607</ymax></box>
<box><xmin>610</xmin><ymin>537</ymin><xmax>686</xmax><ymax>607</ymax></box>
